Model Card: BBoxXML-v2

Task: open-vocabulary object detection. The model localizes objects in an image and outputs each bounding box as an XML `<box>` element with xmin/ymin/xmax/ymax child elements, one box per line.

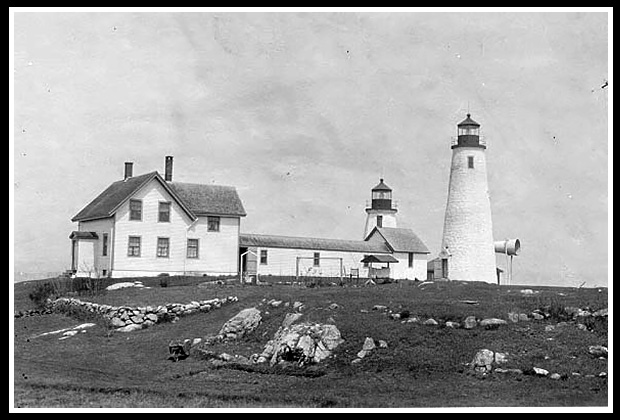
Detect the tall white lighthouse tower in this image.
<box><xmin>363</xmin><ymin>179</ymin><xmax>397</xmax><ymax>238</ymax></box>
<box><xmin>441</xmin><ymin>114</ymin><xmax>496</xmax><ymax>283</ymax></box>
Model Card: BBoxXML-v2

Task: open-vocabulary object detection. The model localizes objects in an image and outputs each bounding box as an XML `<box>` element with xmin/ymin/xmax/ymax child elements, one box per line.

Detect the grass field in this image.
<box><xmin>12</xmin><ymin>277</ymin><xmax>609</xmax><ymax>408</ymax></box>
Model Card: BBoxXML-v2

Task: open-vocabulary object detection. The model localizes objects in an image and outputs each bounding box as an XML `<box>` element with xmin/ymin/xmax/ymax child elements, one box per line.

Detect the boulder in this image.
<box><xmin>588</xmin><ymin>345</ymin><xmax>608</xmax><ymax>358</ymax></box>
<box><xmin>480</xmin><ymin>318</ymin><xmax>507</xmax><ymax>329</ymax></box>
<box><xmin>110</xmin><ymin>317</ymin><xmax>125</xmax><ymax>328</ymax></box>
<box><xmin>471</xmin><ymin>349</ymin><xmax>495</xmax><ymax>374</ymax></box>
<box><xmin>532</xmin><ymin>367</ymin><xmax>549</xmax><ymax>377</ymax></box>
<box><xmin>145</xmin><ymin>313</ymin><xmax>158</xmax><ymax>322</ymax></box>
<box><xmin>593</xmin><ymin>308</ymin><xmax>608</xmax><ymax>317</ymax></box>
<box><xmin>508</xmin><ymin>312</ymin><xmax>520</xmax><ymax>323</ymax></box>
<box><xmin>218</xmin><ymin>308</ymin><xmax>262</xmax><ymax>339</ymax></box>
<box><xmin>423</xmin><ymin>318</ymin><xmax>438</xmax><ymax>326</ymax></box>
<box><xmin>463</xmin><ymin>316</ymin><xmax>477</xmax><ymax>329</ymax></box>
<box><xmin>494</xmin><ymin>352</ymin><xmax>509</xmax><ymax>364</ymax></box>
<box><xmin>130</xmin><ymin>315</ymin><xmax>144</xmax><ymax>324</ymax></box>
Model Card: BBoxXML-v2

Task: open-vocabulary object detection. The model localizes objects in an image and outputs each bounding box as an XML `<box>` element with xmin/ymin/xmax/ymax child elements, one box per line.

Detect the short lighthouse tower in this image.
<box><xmin>440</xmin><ymin>114</ymin><xmax>496</xmax><ymax>283</ymax></box>
<box><xmin>363</xmin><ymin>178</ymin><xmax>397</xmax><ymax>238</ymax></box>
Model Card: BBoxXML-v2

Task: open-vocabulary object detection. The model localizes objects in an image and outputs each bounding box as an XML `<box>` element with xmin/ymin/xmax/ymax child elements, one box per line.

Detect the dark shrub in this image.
<box><xmin>28</xmin><ymin>282</ymin><xmax>58</xmax><ymax>308</ymax></box>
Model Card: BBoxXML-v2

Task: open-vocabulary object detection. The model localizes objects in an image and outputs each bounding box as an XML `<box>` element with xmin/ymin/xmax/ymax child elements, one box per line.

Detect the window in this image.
<box><xmin>313</xmin><ymin>252</ymin><xmax>320</xmax><ymax>267</ymax></box>
<box><xmin>127</xmin><ymin>236</ymin><xmax>141</xmax><ymax>257</ymax></box>
<box><xmin>408</xmin><ymin>252</ymin><xmax>414</xmax><ymax>268</ymax></box>
<box><xmin>376</xmin><ymin>215</ymin><xmax>383</xmax><ymax>228</ymax></box>
<box><xmin>260</xmin><ymin>249</ymin><xmax>268</xmax><ymax>265</ymax></box>
<box><xmin>157</xmin><ymin>237</ymin><xmax>170</xmax><ymax>258</ymax></box>
<box><xmin>129</xmin><ymin>199</ymin><xmax>142</xmax><ymax>221</ymax></box>
<box><xmin>187</xmin><ymin>239</ymin><xmax>199</xmax><ymax>259</ymax></box>
<box><xmin>102</xmin><ymin>233</ymin><xmax>108</xmax><ymax>256</ymax></box>
<box><xmin>102</xmin><ymin>269</ymin><xmax>108</xmax><ymax>277</ymax></box>
<box><xmin>158</xmin><ymin>202</ymin><xmax>171</xmax><ymax>222</ymax></box>
<box><xmin>467</xmin><ymin>156</ymin><xmax>474</xmax><ymax>169</ymax></box>
<box><xmin>207</xmin><ymin>216</ymin><xmax>220</xmax><ymax>232</ymax></box>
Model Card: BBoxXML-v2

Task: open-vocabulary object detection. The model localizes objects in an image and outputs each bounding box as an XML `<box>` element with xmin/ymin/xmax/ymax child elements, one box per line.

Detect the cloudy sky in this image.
<box><xmin>11</xmin><ymin>10</ymin><xmax>609</xmax><ymax>287</ymax></box>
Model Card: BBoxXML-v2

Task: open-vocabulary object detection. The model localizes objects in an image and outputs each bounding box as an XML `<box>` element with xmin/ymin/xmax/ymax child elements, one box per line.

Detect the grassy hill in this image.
<box><xmin>12</xmin><ymin>277</ymin><xmax>608</xmax><ymax>408</ymax></box>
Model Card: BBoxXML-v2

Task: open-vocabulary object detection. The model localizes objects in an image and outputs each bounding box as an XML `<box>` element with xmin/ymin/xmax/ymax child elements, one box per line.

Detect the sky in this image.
<box><xmin>11</xmin><ymin>10</ymin><xmax>610</xmax><ymax>287</ymax></box>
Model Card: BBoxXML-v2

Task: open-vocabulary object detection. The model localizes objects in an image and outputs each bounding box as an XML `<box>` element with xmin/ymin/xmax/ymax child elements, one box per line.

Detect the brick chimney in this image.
<box><xmin>124</xmin><ymin>162</ymin><xmax>133</xmax><ymax>180</ymax></box>
<box><xmin>164</xmin><ymin>156</ymin><xmax>173</xmax><ymax>182</ymax></box>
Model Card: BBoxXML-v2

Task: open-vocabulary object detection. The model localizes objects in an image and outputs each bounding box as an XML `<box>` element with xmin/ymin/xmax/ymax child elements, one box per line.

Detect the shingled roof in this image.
<box><xmin>169</xmin><ymin>182</ymin><xmax>246</xmax><ymax>217</ymax></box>
<box><xmin>366</xmin><ymin>227</ymin><xmax>430</xmax><ymax>254</ymax></box>
<box><xmin>71</xmin><ymin>171</ymin><xmax>245</xmax><ymax>222</ymax></box>
<box><xmin>239</xmin><ymin>233</ymin><xmax>391</xmax><ymax>253</ymax></box>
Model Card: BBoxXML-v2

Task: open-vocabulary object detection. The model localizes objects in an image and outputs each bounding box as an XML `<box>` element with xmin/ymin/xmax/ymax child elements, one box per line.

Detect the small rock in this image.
<box><xmin>192</xmin><ymin>337</ymin><xmax>202</xmax><ymax>346</ymax></box>
<box><xmin>401</xmin><ymin>317</ymin><xmax>420</xmax><ymax>324</ymax></box>
<box><xmin>372</xmin><ymin>305</ymin><xmax>388</xmax><ymax>311</ymax></box>
<box><xmin>588</xmin><ymin>345</ymin><xmax>608</xmax><ymax>358</ymax></box>
<box><xmin>571</xmin><ymin>372</ymin><xmax>581</xmax><ymax>377</ymax></box>
<box><xmin>62</xmin><ymin>330</ymin><xmax>78</xmax><ymax>337</ymax></box>
<box><xmin>378</xmin><ymin>340</ymin><xmax>388</xmax><ymax>348</ymax></box>
<box><xmin>599</xmin><ymin>372</ymin><xmax>607</xmax><ymax>378</ymax></box>
<box><xmin>293</xmin><ymin>301</ymin><xmax>303</xmax><ymax>310</ymax></box>
<box><xmin>445</xmin><ymin>321</ymin><xmax>460</xmax><ymax>329</ymax></box>
<box><xmin>351</xmin><ymin>358</ymin><xmax>362</xmax><ymax>364</ymax></box>
<box><xmin>390</xmin><ymin>313</ymin><xmax>401</xmax><ymax>320</ymax></box>
<box><xmin>357</xmin><ymin>349</ymin><xmax>369</xmax><ymax>359</ymax></box>
<box><xmin>360</xmin><ymin>309</ymin><xmax>369</xmax><ymax>313</ymax></box>
<box><xmin>532</xmin><ymin>367</ymin><xmax>549</xmax><ymax>376</ymax></box>
<box><xmin>270</xmin><ymin>300</ymin><xmax>283</xmax><ymax>308</ymax></box>
<box><xmin>282</xmin><ymin>313</ymin><xmax>303</xmax><ymax>328</ymax></box>
<box><xmin>520</xmin><ymin>289</ymin><xmax>535</xmax><ymax>295</ymax></box>
<box><xmin>518</xmin><ymin>313</ymin><xmax>529</xmax><ymax>322</ymax></box>
<box><xmin>531</xmin><ymin>312</ymin><xmax>544</xmax><ymax>321</ymax></box>
<box><xmin>577</xmin><ymin>323</ymin><xmax>588</xmax><ymax>331</ymax></box>
<box><xmin>145</xmin><ymin>313</ymin><xmax>158</xmax><ymax>322</ymax></box>
<box><xmin>508</xmin><ymin>312</ymin><xmax>520</xmax><ymax>323</ymax></box>
<box><xmin>328</xmin><ymin>303</ymin><xmax>339</xmax><ymax>310</ymax></box>
<box><xmin>463</xmin><ymin>316</ymin><xmax>477</xmax><ymax>329</ymax></box>
<box><xmin>545</xmin><ymin>325</ymin><xmax>555</xmax><ymax>332</ymax></box>
<box><xmin>117</xmin><ymin>323</ymin><xmax>143</xmax><ymax>333</ymax></box>
<box><xmin>423</xmin><ymin>318</ymin><xmax>438</xmax><ymax>326</ymax></box>
<box><xmin>549</xmin><ymin>373</ymin><xmax>562</xmax><ymax>380</ymax></box>
<box><xmin>494</xmin><ymin>368</ymin><xmax>523</xmax><ymax>374</ymax></box>
<box><xmin>362</xmin><ymin>337</ymin><xmax>376</xmax><ymax>352</ymax></box>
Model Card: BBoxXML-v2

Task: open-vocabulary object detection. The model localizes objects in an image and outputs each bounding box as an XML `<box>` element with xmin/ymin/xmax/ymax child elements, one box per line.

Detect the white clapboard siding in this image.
<box><xmin>111</xmin><ymin>178</ymin><xmax>239</xmax><ymax>277</ymax></box>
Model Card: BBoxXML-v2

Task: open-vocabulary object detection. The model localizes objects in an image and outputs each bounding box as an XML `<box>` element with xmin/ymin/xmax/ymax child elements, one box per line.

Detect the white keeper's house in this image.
<box><xmin>69</xmin><ymin>157</ymin><xmax>430</xmax><ymax>280</ymax></box>
<box><xmin>69</xmin><ymin>156</ymin><xmax>246</xmax><ymax>278</ymax></box>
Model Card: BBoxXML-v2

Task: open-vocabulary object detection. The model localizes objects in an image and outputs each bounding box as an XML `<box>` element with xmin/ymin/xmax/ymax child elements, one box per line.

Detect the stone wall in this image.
<box><xmin>46</xmin><ymin>296</ymin><xmax>238</xmax><ymax>332</ymax></box>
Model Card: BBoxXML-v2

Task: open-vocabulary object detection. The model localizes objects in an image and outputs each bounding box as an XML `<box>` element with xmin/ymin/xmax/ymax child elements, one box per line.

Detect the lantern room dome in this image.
<box><xmin>457</xmin><ymin>113</ymin><xmax>480</xmax><ymax>127</ymax></box>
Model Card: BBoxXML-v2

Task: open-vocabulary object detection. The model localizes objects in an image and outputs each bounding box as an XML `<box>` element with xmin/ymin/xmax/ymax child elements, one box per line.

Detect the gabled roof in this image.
<box><xmin>239</xmin><ymin>233</ymin><xmax>390</xmax><ymax>254</ymax></box>
<box><xmin>169</xmin><ymin>182</ymin><xmax>246</xmax><ymax>217</ymax></box>
<box><xmin>72</xmin><ymin>172</ymin><xmax>160</xmax><ymax>222</ymax></box>
<box><xmin>366</xmin><ymin>227</ymin><xmax>430</xmax><ymax>254</ymax></box>
<box><xmin>71</xmin><ymin>171</ymin><xmax>245</xmax><ymax>222</ymax></box>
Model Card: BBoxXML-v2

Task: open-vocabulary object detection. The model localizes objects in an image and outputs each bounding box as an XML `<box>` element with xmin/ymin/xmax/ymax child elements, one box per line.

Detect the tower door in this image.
<box><xmin>441</xmin><ymin>258</ymin><xmax>449</xmax><ymax>279</ymax></box>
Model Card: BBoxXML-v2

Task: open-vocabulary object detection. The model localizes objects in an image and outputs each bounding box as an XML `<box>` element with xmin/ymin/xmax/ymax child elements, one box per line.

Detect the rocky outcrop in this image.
<box><xmin>255</xmin><ymin>322</ymin><xmax>344</xmax><ymax>366</ymax></box>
